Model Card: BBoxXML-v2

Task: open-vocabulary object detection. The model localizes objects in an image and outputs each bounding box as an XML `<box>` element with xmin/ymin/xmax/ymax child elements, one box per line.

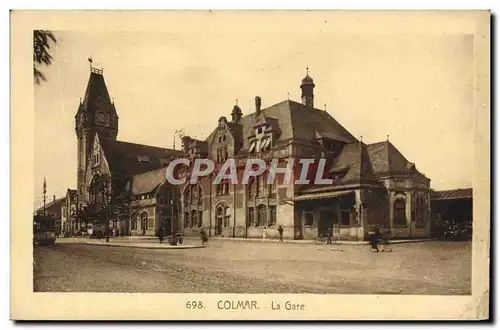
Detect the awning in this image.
<box><xmin>293</xmin><ymin>190</ymin><xmax>355</xmax><ymax>202</ymax></box>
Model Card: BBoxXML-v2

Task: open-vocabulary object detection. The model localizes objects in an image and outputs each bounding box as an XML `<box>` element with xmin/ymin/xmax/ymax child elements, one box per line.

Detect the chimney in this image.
<box><xmin>182</xmin><ymin>136</ymin><xmax>192</xmax><ymax>153</ymax></box>
<box><xmin>255</xmin><ymin>96</ymin><xmax>262</xmax><ymax>116</ymax></box>
<box><xmin>53</xmin><ymin>195</ymin><xmax>56</xmax><ymax>203</ymax></box>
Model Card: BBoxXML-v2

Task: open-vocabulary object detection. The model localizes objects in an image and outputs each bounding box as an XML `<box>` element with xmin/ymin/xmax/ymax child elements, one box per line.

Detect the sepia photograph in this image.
<box><xmin>11</xmin><ymin>10</ymin><xmax>490</xmax><ymax>320</ymax></box>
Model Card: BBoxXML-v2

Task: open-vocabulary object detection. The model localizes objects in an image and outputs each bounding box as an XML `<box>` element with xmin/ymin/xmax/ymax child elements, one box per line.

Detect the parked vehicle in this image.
<box><xmin>440</xmin><ymin>222</ymin><xmax>469</xmax><ymax>241</ymax></box>
<box><xmin>33</xmin><ymin>215</ymin><xmax>56</xmax><ymax>245</ymax></box>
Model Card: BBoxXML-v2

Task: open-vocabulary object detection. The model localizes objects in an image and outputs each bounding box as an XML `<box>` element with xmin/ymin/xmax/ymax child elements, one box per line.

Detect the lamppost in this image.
<box><xmin>170</xmin><ymin>198</ymin><xmax>177</xmax><ymax>245</ymax></box>
<box><xmin>101</xmin><ymin>175</ymin><xmax>112</xmax><ymax>243</ymax></box>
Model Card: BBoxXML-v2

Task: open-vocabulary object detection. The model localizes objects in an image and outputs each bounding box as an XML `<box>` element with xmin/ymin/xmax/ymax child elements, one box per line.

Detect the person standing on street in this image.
<box><xmin>157</xmin><ymin>226</ymin><xmax>164</xmax><ymax>244</ymax></box>
<box><xmin>326</xmin><ymin>228</ymin><xmax>333</xmax><ymax>245</ymax></box>
<box><xmin>370</xmin><ymin>225</ymin><xmax>381</xmax><ymax>252</ymax></box>
<box><xmin>199</xmin><ymin>228</ymin><xmax>208</xmax><ymax>245</ymax></box>
<box><xmin>278</xmin><ymin>225</ymin><xmax>284</xmax><ymax>242</ymax></box>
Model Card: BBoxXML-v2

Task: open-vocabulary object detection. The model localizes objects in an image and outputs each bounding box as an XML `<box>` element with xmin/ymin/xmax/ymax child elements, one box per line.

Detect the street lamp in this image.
<box><xmin>170</xmin><ymin>198</ymin><xmax>177</xmax><ymax>245</ymax></box>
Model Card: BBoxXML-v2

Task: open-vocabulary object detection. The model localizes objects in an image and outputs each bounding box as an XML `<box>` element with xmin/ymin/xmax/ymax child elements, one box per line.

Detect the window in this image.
<box><xmin>415</xmin><ymin>196</ymin><xmax>426</xmax><ymax>228</ymax></box>
<box><xmin>269</xmin><ymin>179</ymin><xmax>276</xmax><ymax>198</ymax></box>
<box><xmin>62</xmin><ymin>208</ymin><xmax>67</xmax><ymax>217</ymax></box>
<box><xmin>257</xmin><ymin>205</ymin><xmax>267</xmax><ymax>227</ymax></box>
<box><xmin>184</xmin><ymin>212</ymin><xmax>190</xmax><ymax>228</ymax></box>
<box><xmin>304</xmin><ymin>212</ymin><xmax>313</xmax><ymax>227</ymax></box>
<box><xmin>131</xmin><ymin>213</ymin><xmax>138</xmax><ymax>230</ymax></box>
<box><xmin>394</xmin><ymin>199</ymin><xmax>406</xmax><ymax>226</ymax></box>
<box><xmin>216</xmin><ymin>182</ymin><xmax>229</xmax><ymax>196</ymax></box>
<box><xmin>216</xmin><ymin>147</ymin><xmax>228</xmax><ymax>163</ymax></box>
<box><xmin>140</xmin><ymin>212</ymin><xmax>148</xmax><ymax>230</ymax></box>
<box><xmin>269</xmin><ymin>205</ymin><xmax>277</xmax><ymax>226</ymax></box>
<box><xmin>137</xmin><ymin>156</ymin><xmax>151</xmax><ymax>163</ymax></box>
<box><xmin>247</xmin><ymin>207</ymin><xmax>254</xmax><ymax>227</ymax></box>
<box><xmin>340</xmin><ymin>210</ymin><xmax>350</xmax><ymax>226</ymax></box>
<box><xmin>198</xmin><ymin>211</ymin><xmax>203</xmax><ymax>227</ymax></box>
<box><xmin>248</xmin><ymin>178</ymin><xmax>256</xmax><ymax>199</ymax></box>
<box><xmin>190</xmin><ymin>210</ymin><xmax>197</xmax><ymax>228</ymax></box>
<box><xmin>216</xmin><ymin>205</ymin><xmax>231</xmax><ymax>228</ymax></box>
<box><xmin>256</xmin><ymin>175</ymin><xmax>266</xmax><ymax>197</ymax></box>
<box><xmin>92</xmin><ymin>153</ymin><xmax>100</xmax><ymax>166</ymax></box>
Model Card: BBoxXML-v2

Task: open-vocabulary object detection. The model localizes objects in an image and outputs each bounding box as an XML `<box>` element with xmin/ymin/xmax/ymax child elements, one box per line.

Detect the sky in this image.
<box><xmin>33</xmin><ymin>14</ymin><xmax>474</xmax><ymax>210</ymax></box>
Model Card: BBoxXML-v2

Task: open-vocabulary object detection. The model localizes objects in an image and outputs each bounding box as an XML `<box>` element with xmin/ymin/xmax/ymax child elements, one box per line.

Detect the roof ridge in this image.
<box><xmin>113</xmin><ymin>139</ymin><xmax>181</xmax><ymax>153</ymax></box>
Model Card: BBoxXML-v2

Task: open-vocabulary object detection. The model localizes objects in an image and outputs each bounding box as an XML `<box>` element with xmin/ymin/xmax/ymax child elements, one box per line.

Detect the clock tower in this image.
<box><xmin>75</xmin><ymin>60</ymin><xmax>119</xmax><ymax>201</ymax></box>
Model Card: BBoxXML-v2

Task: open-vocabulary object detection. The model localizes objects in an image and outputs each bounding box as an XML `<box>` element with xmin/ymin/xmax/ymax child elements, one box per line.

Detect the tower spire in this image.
<box><xmin>88</xmin><ymin>57</ymin><xmax>93</xmax><ymax>71</ymax></box>
<box><xmin>300</xmin><ymin>67</ymin><xmax>315</xmax><ymax>108</ymax></box>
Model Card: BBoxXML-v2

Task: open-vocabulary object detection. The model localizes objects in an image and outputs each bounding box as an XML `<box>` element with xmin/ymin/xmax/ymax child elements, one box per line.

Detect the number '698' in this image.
<box><xmin>186</xmin><ymin>301</ymin><xmax>204</xmax><ymax>309</ymax></box>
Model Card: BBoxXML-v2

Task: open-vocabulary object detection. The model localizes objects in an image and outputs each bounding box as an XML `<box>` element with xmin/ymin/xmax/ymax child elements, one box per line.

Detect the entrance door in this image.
<box><xmin>216</xmin><ymin>218</ymin><xmax>223</xmax><ymax>235</ymax></box>
<box><xmin>319</xmin><ymin>209</ymin><xmax>335</xmax><ymax>236</ymax></box>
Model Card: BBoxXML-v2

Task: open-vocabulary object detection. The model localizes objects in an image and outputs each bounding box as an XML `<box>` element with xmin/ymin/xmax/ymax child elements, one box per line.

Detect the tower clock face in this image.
<box><xmin>95</xmin><ymin>112</ymin><xmax>110</xmax><ymax>127</ymax></box>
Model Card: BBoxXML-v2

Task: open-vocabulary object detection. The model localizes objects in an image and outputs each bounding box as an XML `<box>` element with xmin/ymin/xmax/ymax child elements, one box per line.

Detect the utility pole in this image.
<box><xmin>42</xmin><ymin>177</ymin><xmax>47</xmax><ymax>215</ymax></box>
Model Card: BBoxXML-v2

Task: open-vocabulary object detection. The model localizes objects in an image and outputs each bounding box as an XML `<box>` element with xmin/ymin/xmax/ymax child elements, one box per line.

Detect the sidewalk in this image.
<box><xmin>210</xmin><ymin>236</ymin><xmax>437</xmax><ymax>245</ymax></box>
<box><xmin>84</xmin><ymin>240</ymin><xmax>206</xmax><ymax>249</ymax></box>
<box><xmin>57</xmin><ymin>236</ymin><xmax>436</xmax><ymax>246</ymax></box>
<box><xmin>56</xmin><ymin>237</ymin><xmax>205</xmax><ymax>249</ymax></box>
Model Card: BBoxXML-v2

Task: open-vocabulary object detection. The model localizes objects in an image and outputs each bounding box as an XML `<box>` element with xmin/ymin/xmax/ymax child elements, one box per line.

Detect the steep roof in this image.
<box><xmin>77</xmin><ymin>71</ymin><xmax>116</xmax><ymax>117</ymax></box>
<box><xmin>366</xmin><ymin>140</ymin><xmax>428</xmax><ymax>179</ymax></box>
<box><xmin>130</xmin><ymin>167</ymin><xmax>167</xmax><ymax>195</ymax></box>
<box><xmin>329</xmin><ymin>142</ymin><xmax>378</xmax><ymax>185</ymax></box>
<box><xmin>212</xmin><ymin>100</ymin><xmax>356</xmax><ymax>150</ymax></box>
<box><xmin>432</xmin><ymin>188</ymin><xmax>473</xmax><ymax>200</ymax></box>
<box><xmin>101</xmin><ymin>140</ymin><xmax>184</xmax><ymax>177</ymax></box>
<box><xmin>35</xmin><ymin>197</ymin><xmax>66</xmax><ymax>214</ymax></box>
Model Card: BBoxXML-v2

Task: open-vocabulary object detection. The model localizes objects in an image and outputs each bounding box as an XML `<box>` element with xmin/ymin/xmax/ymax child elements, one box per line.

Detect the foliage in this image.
<box><xmin>33</xmin><ymin>30</ymin><xmax>57</xmax><ymax>85</ymax></box>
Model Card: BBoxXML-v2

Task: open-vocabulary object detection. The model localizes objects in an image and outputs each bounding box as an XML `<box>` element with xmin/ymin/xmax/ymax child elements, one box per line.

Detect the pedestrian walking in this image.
<box><xmin>277</xmin><ymin>225</ymin><xmax>284</xmax><ymax>242</ymax></box>
<box><xmin>326</xmin><ymin>228</ymin><xmax>333</xmax><ymax>245</ymax></box>
<box><xmin>157</xmin><ymin>226</ymin><xmax>164</xmax><ymax>244</ymax></box>
<box><xmin>199</xmin><ymin>229</ymin><xmax>208</xmax><ymax>245</ymax></box>
<box><xmin>370</xmin><ymin>225</ymin><xmax>381</xmax><ymax>252</ymax></box>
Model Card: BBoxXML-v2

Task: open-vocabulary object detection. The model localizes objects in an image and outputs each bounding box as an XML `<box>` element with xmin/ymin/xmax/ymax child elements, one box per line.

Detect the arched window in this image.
<box><xmin>140</xmin><ymin>211</ymin><xmax>148</xmax><ymax>230</ymax></box>
<box><xmin>216</xmin><ymin>204</ymin><xmax>231</xmax><ymax>228</ymax></box>
<box><xmin>257</xmin><ymin>204</ymin><xmax>267</xmax><ymax>227</ymax></box>
<box><xmin>183</xmin><ymin>184</ymin><xmax>203</xmax><ymax>229</ymax></box>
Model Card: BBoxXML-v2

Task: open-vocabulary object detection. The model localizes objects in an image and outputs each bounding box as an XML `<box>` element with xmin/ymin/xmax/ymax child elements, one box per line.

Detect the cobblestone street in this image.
<box><xmin>33</xmin><ymin>240</ymin><xmax>471</xmax><ymax>294</ymax></box>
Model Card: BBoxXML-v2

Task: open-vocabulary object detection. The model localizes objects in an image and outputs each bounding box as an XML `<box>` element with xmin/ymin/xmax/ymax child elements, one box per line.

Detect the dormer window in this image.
<box><xmin>216</xmin><ymin>146</ymin><xmax>228</xmax><ymax>163</ymax></box>
<box><xmin>92</xmin><ymin>154</ymin><xmax>100</xmax><ymax>166</ymax></box>
<box><xmin>138</xmin><ymin>156</ymin><xmax>151</xmax><ymax>164</ymax></box>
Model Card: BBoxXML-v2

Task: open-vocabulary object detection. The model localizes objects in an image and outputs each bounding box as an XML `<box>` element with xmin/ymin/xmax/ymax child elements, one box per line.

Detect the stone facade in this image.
<box><xmin>72</xmin><ymin>65</ymin><xmax>432</xmax><ymax>241</ymax></box>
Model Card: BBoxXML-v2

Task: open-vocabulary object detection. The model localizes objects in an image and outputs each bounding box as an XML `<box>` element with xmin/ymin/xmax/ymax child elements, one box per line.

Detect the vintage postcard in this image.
<box><xmin>11</xmin><ymin>10</ymin><xmax>490</xmax><ymax>320</ymax></box>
